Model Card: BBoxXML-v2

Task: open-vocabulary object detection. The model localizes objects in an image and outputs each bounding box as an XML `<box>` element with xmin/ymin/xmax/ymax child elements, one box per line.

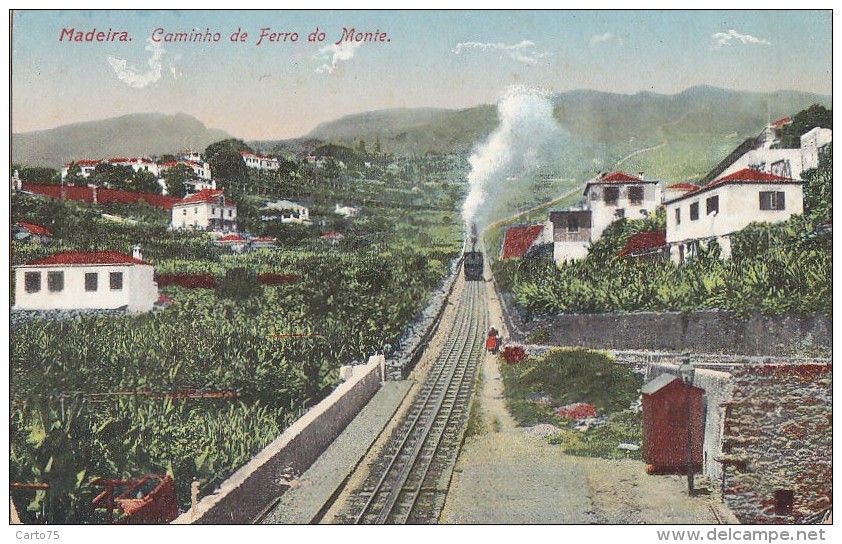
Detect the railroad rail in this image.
<box><xmin>336</xmin><ymin>279</ymin><xmax>488</xmax><ymax>524</ymax></box>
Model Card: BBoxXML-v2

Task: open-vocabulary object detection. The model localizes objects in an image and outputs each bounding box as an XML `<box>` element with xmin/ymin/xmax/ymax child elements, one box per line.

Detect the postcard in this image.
<box><xmin>7</xmin><ymin>8</ymin><xmax>833</xmax><ymax>539</ymax></box>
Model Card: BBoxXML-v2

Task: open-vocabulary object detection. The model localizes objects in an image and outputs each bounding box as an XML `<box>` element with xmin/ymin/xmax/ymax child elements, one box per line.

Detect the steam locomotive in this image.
<box><xmin>464</xmin><ymin>224</ymin><xmax>484</xmax><ymax>281</ymax></box>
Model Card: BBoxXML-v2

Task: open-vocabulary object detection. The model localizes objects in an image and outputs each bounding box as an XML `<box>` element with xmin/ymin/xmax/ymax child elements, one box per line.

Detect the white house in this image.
<box><xmin>550</xmin><ymin>172</ymin><xmax>661</xmax><ymax>264</ymax></box>
<box><xmin>716</xmin><ymin>124</ymin><xmax>831</xmax><ymax>181</ymax></box>
<box><xmin>584</xmin><ymin>172</ymin><xmax>662</xmax><ymax>242</ymax></box>
<box><xmin>108</xmin><ymin>157</ymin><xmax>160</xmax><ymax>177</ymax></box>
<box><xmin>549</xmin><ymin>210</ymin><xmax>592</xmax><ymax>263</ymax></box>
<box><xmin>171</xmin><ymin>189</ymin><xmax>238</xmax><ymax>232</ymax></box>
<box><xmin>159</xmin><ymin>160</ymin><xmax>212</xmax><ymax>180</ymax></box>
<box><xmin>240</xmin><ymin>151</ymin><xmax>280</xmax><ymax>171</ymax></box>
<box><xmin>334</xmin><ymin>203</ymin><xmax>361</xmax><ymax>218</ymax></box>
<box><xmin>61</xmin><ymin>160</ymin><xmax>101</xmax><ymax>180</ymax></box>
<box><xmin>261</xmin><ymin>199</ymin><xmax>311</xmax><ymax>224</ymax></box>
<box><xmin>664</xmin><ymin>168</ymin><xmax>804</xmax><ymax>263</ymax></box>
<box><xmin>13</xmin><ymin>248</ymin><xmax>158</xmax><ymax>312</ymax></box>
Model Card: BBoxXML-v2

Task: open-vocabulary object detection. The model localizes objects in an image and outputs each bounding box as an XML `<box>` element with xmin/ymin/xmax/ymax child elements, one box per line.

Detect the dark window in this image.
<box><xmin>85</xmin><ymin>272</ymin><xmax>98</xmax><ymax>292</ymax></box>
<box><xmin>690</xmin><ymin>202</ymin><xmax>700</xmax><ymax>221</ymax></box>
<box><xmin>182</xmin><ymin>209</ymin><xmax>187</xmax><ymax>216</ymax></box>
<box><xmin>228</xmin><ymin>209</ymin><xmax>233</xmax><ymax>217</ymax></box>
<box><xmin>675</xmin><ymin>207</ymin><xmax>681</xmax><ymax>225</ymax></box>
<box><xmin>706</xmin><ymin>195</ymin><xmax>719</xmax><ymax>215</ymax></box>
<box><xmin>47</xmin><ymin>271</ymin><xmax>64</xmax><ymax>292</ymax></box>
<box><xmin>194</xmin><ymin>207</ymin><xmax>198</xmax><ymax>215</ymax></box>
<box><xmin>759</xmin><ymin>191</ymin><xmax>786</xmax><ymax>211</ymax></box>
<box><xmin>628</xmin><ymin>186</ymin><xmax>644</xmax><ymax>205</ymax></box>
<box><xmin>110</xmin><ymin>272</ymin><xmax>123</xmax><ymax>291</ymax></box>
<box><xmin>604</xmin><ymin>187</ymin><xmax>619</xmax><ymax>205</ymax></box>
<box><xmin>24</xmin><ymin>271</ymin><xmax>41</xmax><ymax>293</ymax></box>
<box><xmin>774</xmin><ymin>490</ymin><xmax>794</xmax><ymax>515</ymax></box>
<box><xmin>614</xmin><ymin>208</ymin><xmax>625</xmax><ymax>219</ymax></box>
<box><xmin>568</xmin><ymin>216</ymin><xmax>579</xmax><ymax>233</ymax></box>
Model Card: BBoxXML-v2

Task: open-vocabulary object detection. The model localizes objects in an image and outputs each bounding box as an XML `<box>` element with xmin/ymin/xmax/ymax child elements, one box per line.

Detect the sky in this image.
<box><xmin>9</xmin><ymin>9</ymin><xmax>833</xmax><ymax>140</ymax></box>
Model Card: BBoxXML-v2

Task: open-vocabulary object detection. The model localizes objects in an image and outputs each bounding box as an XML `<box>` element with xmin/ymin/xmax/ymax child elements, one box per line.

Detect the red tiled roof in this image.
<box><xmin>321</xmin><ymin>231</ymin><xmax>343</xmax><ymax>238</ymax></box>
<box><xmin>666</xmin><ymin>183</ymin><xmax>699</xmax><ymax>191</ymax></box>
<box><xmin>22</xmin><ymin>183</ymin><xmax>181</xmax><ymax>209</ymax></box>
<box><xmin>711</xmin><ymin>168</ymin><xmax>795</xmax><ymax>186</ymax></box>
<box><xmin>65</xmin><ymin>159</ymin><xmax>102</xmax><ymax>167</ymax></box>
<box><xmin>215</xmin><ymin>235</ymin><xmax>246</xmax><ymax>243</ymax></box>
<box><xmin>771</xmin><ymin>117</ymin><xmax>792</xmax><ymax>128</ymax></box>
<box><xmin>501</xmin><ymin>225</ymin><xmax>545</xmax><ymax>259</ymax></box>
<box><xmin>25</xmin><ymin>250</ymin><xmax>149</xmax><ymax>266</ymax></box>
<box><xmin>618</xmin><ymin>230</ymin><xmax>666</xmax><ymax>257</ymax></box>
<box><xmin>17</xmin><ymin>222</ymin><xmax>53</xmax><ymax>237</ymax></box>
<box><xmin>177</xmin><ymin>189</ymin><xmax>229</xmax><ymax>205</ymax></box>
<box><xmin>600</xmin><ymin>172</ymin><xmax>642</xmax><ymax>182</ymax></box>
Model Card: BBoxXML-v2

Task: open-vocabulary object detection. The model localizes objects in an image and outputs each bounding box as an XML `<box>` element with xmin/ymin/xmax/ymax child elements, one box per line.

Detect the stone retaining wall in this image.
<box><xmin>502</xmin><ymin>294</ymin><xmax>830</xmax><ymax>357</ymax></box>
<box><xmin>721</xmin><ymin>363</ymin><xmax>832</xmax><ymax>523</ymax></box>
<box><xmin>173</xmin><ymin>355</ymin><xmax>385</xmax><ymax>524</ymax></box>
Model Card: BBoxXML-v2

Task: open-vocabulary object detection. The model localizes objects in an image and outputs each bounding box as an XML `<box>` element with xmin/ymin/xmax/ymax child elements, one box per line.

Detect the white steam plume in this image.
<box><xmin>461</xmin><ymin>86</ymin><xmax>560</xmax><ymax>231</ymax></box>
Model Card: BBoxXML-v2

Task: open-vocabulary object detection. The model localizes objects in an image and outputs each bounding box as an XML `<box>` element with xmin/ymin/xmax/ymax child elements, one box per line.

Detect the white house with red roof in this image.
<box><xmin>108</xmin><ymin>157</ymin><xmax>160</xmax><ymax>177</ymax></box>
<box><xmin>586</xmin><ymin>172</ymin><xmax>662</xmax><ymax>241</ymax></box>
<box><xmin>159</xmin><ymin>159</ymin><xmax>212</xmax><ymax>180</ymax></box>
<box><xmin>171</xmin><ymin>189</ymin><xmax>238</xmax><ymax>232</ymax></box>
<box><xmin>664</xmin><ymin>168</ymin><xmax>804</xmax><ymax>263</ymax></box>
<box><xmin>240</xmin><ymin>151</ymin><xmax>280</xmax><ymax>171</ymax></box>
<box><xmin>550</xmin><ymin>172</ymin><xmax>661</xmax><ymax>264</ymax></box>
<box><xmin>13</xmin><ymin>248</ymin><xmax>158</xmax><ymax>312</ymax></box>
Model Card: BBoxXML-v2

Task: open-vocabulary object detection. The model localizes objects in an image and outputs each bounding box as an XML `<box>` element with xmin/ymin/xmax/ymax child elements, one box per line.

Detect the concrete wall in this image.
<box><xmin>509</xmin><ymin>309</ymin><xmax>831</xmax><ymax>358</ymax></box>
<box><xmin>721</xmin><ymin>363</ymin><xmax>832</xmax><ymax>523</ymax></box>
<box><xmin>173</xmin><ymin>355</ymin><xmax>385</xmax><ymax>524</ymax></box>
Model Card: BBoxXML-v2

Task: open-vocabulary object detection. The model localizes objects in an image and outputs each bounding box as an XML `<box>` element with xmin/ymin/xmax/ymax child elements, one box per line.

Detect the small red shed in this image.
<box><xmin>642</xmin><ymin>374</ymin><xmax>705</xmax><ymax>475</ymax></box>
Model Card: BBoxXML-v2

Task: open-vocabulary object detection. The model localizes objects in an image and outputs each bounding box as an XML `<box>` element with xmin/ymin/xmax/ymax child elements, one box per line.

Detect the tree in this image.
<box><xmin>205</xmin><ymin>139</ymin><xmax>251</xmax><ymax>185</ymax></box>
<box><xmin>91</xmin><ymin>163</ymin><xmax>134</xmax><ymax>190</ymax></box>
<box><xmin>802</xmin><ymin>143</ymin><xmax>832</xmax><ymax>222</ymax></box>
<box><xmin>161</xmin><ymin>164</ymin><xmax>192</xmax><ymax>198</ymax></box>
<box><xmin>357</xmin><ymin>139</ymin><xmax>367</xmax><ymax>155</ymax></box>
<box><xmin>133</xmin><ymin>169</ymin><xmax>161</xmax><ymax>194</ymax></box>
<box><xmin>63</xmin><ymin>162</ymin><xmax>85</xmax><ymax>186</ymax></box>
<box><xmin>18</xmin><ymin>166</ymin><xmax>60</xmax><ymax>185</ymax></box>
<box><xmin>777</xmin><ymin>104</ymin><xmax>832</xmax><ymax>148</ymax></box>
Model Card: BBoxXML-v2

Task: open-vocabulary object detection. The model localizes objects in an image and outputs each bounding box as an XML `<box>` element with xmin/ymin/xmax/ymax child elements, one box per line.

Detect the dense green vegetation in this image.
<box><xmin>10</xmin><ymin>147</ymin><xmax>466</xmax><ymax>522</ymax></box>
<box><xmin>494</xmin><ymin>147</ymin><xmax>832</xmax><ymax>319</ymax></box>
<box><xmin>500</xmin><ymin>349</ymin><xmax>643</xmax><ymax>459</ymax></box>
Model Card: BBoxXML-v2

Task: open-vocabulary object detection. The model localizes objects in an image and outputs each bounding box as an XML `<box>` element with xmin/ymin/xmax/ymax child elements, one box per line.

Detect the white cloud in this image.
<box><xmin>590</xmin><ymin>32</ymin><xmax>614</xmax><ymax>45</ymax></box>
<box><xmin>107</xmin><ymin>38</ymin><xmax>166</xmax><ymax>88</ymax></box>
<box><xmin>452</xmin><ymin>40</ymin><xmax>549</xmax><ymax>66</ymax></box>
<box><xmin>711</xmin><ymin>29</ymin><xmax>771</xmax><ymax>49</ymax></box>
<box><xmin>316</xmin><ymin>41</ymin><xmax>363</xmax><ymax>74</ymax></box>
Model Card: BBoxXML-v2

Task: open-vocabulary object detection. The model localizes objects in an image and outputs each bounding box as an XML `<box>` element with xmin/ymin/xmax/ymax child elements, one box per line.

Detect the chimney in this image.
<box><xmin>132</xmin><ymin>245</ymin><xmax>143</xmax><ymax>261</ymax></box>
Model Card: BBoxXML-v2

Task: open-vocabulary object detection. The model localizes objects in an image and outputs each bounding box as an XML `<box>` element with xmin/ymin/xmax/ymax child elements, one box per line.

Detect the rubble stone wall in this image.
<box><xmin>721</xmin><ymin>363</ymin><xmax>832</xmax><ymax>523</ymax></box>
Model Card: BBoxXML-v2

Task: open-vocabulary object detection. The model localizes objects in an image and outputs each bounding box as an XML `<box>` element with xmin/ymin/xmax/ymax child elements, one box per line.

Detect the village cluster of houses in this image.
<box><xmin>12</xmin><ymin>142</ymin><xmax>368</xmax><ymax>313</ymax></box>
<box><xmin>502</xmin><ymin>121</ymin><xmax>832</xmax><ymax>265</ymax></box>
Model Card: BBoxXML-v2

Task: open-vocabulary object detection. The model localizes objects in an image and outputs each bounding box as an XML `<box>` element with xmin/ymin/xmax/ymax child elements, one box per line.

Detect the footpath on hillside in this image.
<box><xmin>439</xmin><ymin>276</ymin><xmax>738</xmax><ymax>525</ymax></box>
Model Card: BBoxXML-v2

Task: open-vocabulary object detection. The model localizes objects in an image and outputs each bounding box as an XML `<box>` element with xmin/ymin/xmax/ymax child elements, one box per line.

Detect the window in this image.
<box><xmin>194</xmin><ymin>207</ymin><xmax>198</xmax><ymax>215</ymax></box>
<box><xmin>604</xmin><ymin>187</ymin><xmax>619</xmax><ymax>205</ymax></box>
<box><xmin>568</xmin><ymin>216</ymin><xmax>579</xmax><ymax>233</ymax></box>
<box><xmin>690</xmin><ymin>202</ymin><xmax>699</xmax><ymax>221</ymax></box>
<box><xmin>674</xmin><ymin>207</ymin><xmax>681</xmax><ymax>226</ymax></box>
<box><xmin>24</xmin><ymin>271</ymin><xmax>41</xmax><ymax>293</ymax></box>
<box><xmin>706</xmin><ymin>195</ymin><xmax>719</xmax><ymax>215</ymax></box>
<box><xmin>614</xmin><ymin>208</ymin><xmax>625</xmax><ymax>219</ymax></box>
<box><xmin>628</xmin><ymin>186</ymin><xmax>644</xmax><ymax>205</ymax></box>
<box><xmin>774</xmin><ymin>490</ymin><xmax>794</xmax><ymax>515</ymax></box>
<box><xmin>110</xmin><ymin>272</ymin><xmax>123</xmax><ymax>291</ymax></box>
<box><xmin>47</xmin><ymin>271</ymin><xmax>64</xmax><ymax>292</ymax></box>
<box><xmin>212</xmin><ymin>207</ymin><xmax>216</xmax><ymax>216</ymax></box>
<box><xmin>85</xmin><ymin>272</ymin><xmax>98</xmax><ymax>292</ymax></box>
<box><xmin>228</xmin><ymin>209</ymin><xmax>233</xmax><ymax>217</ymax></box>
<box><xmin>182</xmin><ymin>209</ymin><xmax>187</xmax><ymax>216</ymax></box>
<box><xmin>759</xmin><ymin>191</ymin><xmax>786</xmax><ymax>211</ymax></box>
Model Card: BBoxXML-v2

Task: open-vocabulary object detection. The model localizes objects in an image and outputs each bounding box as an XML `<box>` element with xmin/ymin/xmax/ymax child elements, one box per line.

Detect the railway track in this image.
<box><xmin>334</xmin><ymin>279</ymin><xmax>487</xmax><ymax>524</ymax></box>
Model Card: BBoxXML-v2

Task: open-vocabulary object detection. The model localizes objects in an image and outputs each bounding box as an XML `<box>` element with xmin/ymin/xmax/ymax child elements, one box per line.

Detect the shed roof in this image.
<box><xmin>501</xmin><ymin>225</ymin><xmax>545</xmax><ymax>259</ymax></box>
<box><xmin>23</xmin><ymin>250</ymin><xmax>149</xmax><ymax>267</ymax></box>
